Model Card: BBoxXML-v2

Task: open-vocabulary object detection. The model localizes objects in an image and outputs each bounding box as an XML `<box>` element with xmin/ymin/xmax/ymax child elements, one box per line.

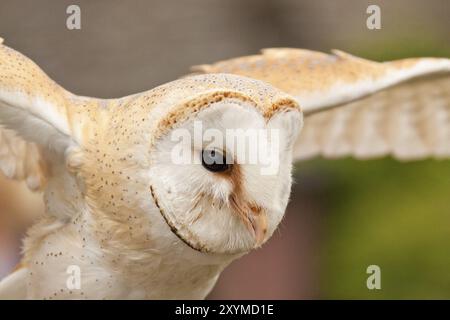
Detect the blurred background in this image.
<box><xmin>0</xmin><ymin>0</ymin><xmax>449</xmax><ymax>299</ymax></box>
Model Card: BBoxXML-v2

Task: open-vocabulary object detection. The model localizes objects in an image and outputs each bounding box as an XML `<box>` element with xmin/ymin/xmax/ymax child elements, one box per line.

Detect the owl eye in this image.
<box><xmin>201</xmin><ymin>149</ymin><xmax>230</xmax><ymax>172</ymax></box>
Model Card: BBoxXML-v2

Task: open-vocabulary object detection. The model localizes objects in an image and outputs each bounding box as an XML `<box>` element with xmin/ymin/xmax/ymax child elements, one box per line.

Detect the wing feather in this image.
<box><xmin>0</xmin><ymin>127</ymin><xmax>46</xmax><ymax>190</ymax></box>
<box><xmin>192</xmin><ymin>48</ymin><xmax>450</xmax><ymax>160</ymax></box>
<box><xmin>0</xmin><ymin>267</ymin><xmax>28</xmax><ymax>299</ymax></box>
<box><xmin>0</xmin><ymin>38</ymin><xmax>81</xmax><ymax>190</ymax></box>
<box><xmin>294</xmin><ymin>75</ymin><xmax>450</xmax><ymax>160</ymax></box>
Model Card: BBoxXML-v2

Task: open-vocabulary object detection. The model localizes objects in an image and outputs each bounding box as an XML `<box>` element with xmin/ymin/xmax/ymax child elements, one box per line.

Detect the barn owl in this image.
<box><xmin>0</xmin><ymin>37</ymin><xmax>449</xmax><ymax>299</ymax></box>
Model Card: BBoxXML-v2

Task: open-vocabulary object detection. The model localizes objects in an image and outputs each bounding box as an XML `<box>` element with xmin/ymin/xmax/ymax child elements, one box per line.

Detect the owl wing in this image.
<box><xmin>0</xmin><ymin>38</ymin><xmax>82</xmax><ymax>190</ymax></box>
<box><xmin>192</xmin><ymin>48</ymin><xmax>450</xmax><ymax>161</ymax></box>
<box><xmin>0</xmin><ymin>127</ymin><xmax>46</xmax><ymax>190</ymax></box>
<box><xmin>0</xmin><ymin>267</ymin><xmax>27</xmax><ymax>299</ymax></box>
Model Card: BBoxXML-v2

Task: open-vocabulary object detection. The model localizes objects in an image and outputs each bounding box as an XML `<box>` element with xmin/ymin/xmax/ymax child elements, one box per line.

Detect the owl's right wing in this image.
<box><xmin>192</xmin><ymin>48</ymin><xmax>450</xmax><ymax>161</ymax></box>
<box><xmin>294</xmin><ymin>71</ymin><xmax>450</xmax><ymax>161</ymax></box>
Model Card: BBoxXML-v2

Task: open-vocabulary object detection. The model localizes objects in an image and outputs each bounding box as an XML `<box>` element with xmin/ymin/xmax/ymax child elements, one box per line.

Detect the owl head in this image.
<box><xmin>0</xmin><ymin>42</ymin><xmax>302</xmax><ymax>259</ymax></box>
<box><xmin>70</xmin><ymin>74</ymin><xmax>302</xmax><ymax>257</ymax></box>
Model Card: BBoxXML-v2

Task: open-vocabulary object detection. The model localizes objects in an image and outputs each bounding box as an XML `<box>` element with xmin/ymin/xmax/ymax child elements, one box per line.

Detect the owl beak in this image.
<box><xmin>230</xmin><ymin>195</ymin><xmax>268</xmax><ymax>247</ymax></box>
<box><xmin>248</xmin><ymin>206</ymin><xmax>268</xmax><ymax>247</ymax></box>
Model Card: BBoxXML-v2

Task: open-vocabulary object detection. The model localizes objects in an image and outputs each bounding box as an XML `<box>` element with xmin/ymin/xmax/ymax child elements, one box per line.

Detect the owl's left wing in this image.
<box><xmin>0</xmin><ymin>38</ymin><xmax>85</xmax><ymax>190</ymax></box>
<box><xmin>192</xmin><ymin>48</ymin><xmax>450</xmax><ymax>161</ymax></box>
<box><xmin>0</xmin><ymin>127</ymin><xmax>46</xmax><ymax>190</ymax></box>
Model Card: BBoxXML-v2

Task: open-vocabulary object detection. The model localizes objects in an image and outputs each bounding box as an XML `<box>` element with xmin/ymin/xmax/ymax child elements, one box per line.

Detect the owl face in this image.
<box><xmin>149</xmin><ymin>100</ymin><xmax>301</xmax><ymax>254</ymax></box>
<box><xmin>82</xmin><ymin>74</ymin><xmax>301</xmax><ymax>257</ymax></box>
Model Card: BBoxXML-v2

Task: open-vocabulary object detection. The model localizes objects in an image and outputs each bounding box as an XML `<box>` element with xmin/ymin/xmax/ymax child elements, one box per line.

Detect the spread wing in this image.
<box><xmin>0</xmin><ymin>37</ymin><xmax>81</xmax><ymax>190</ymax></box>
<box><xmin>192</xmin><ymin>48</ymin><xmax>450</xmax><ymax>161</ymax></box>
